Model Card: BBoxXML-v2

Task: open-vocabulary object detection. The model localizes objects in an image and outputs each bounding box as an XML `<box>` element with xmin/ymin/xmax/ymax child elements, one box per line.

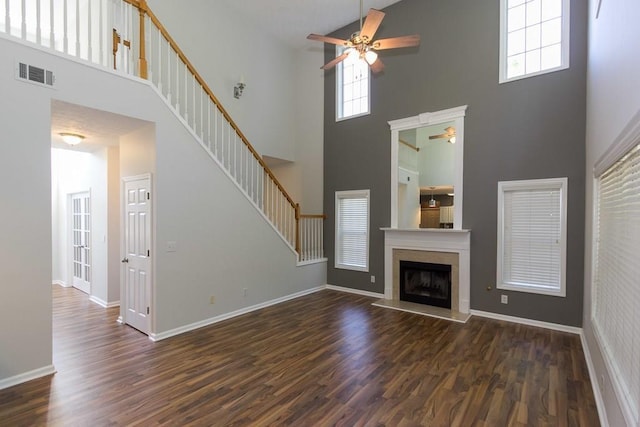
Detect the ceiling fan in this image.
<box><xmin>307</xmin><ymin>0</ymin><xmax>420</xmax><ymax>73</ymax></box>
<box><xmin>429</xmin><ymin>126</ymin><xmax>457</xmax><ymax>144</ymax></box>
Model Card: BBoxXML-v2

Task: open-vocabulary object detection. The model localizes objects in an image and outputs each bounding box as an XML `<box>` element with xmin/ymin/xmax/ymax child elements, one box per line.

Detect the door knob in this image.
<box><xmin>121</xmin><ymin>258</ymin><xmax>129</xmax><ymax>263</ymax></box>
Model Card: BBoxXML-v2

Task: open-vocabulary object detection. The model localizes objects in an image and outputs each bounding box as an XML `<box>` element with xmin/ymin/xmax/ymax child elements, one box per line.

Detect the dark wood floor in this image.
<box><xmin>0</xmin><ymin>286</ymin><xmax>599</xmax><ymax>426</ymax></box>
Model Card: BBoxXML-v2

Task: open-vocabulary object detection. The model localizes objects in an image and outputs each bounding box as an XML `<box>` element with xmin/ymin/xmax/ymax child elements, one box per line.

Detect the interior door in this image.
<box><xmin>123</xmin><ymin>176</ymin><xmax>151</xmax><ymax>334</ymax></box>
<box><xmin>71</xmin><ymin>192</ymin><xmax>91</xmax><ymax>294</ymax></box>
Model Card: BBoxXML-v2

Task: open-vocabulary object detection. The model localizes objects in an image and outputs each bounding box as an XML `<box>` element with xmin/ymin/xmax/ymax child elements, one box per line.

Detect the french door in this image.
<box><xmin>71</xmin><ymin>192</ymin><xmax>91</xmax><ymax>294</ymax></box>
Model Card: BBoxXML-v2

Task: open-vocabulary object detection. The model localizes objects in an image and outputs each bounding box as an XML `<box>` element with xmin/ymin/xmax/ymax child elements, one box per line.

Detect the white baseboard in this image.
<box><xmin>469</xmin><ymin>309</ymin><xmax>582</xmax><ymax>335</ymax></box>
<box><xmin>89</xmin><ymin>296</ymin><xmax>120</xmax><ymax>308</ymax></box>
<box><xmin>325</xmin><ymin>284</ymin><xmax>385</xmax><ymax>299</ymax></box>
<box><xmin>52</xmin><ymin>280</ymin><xmax>70</xmax><ymax>287</ymax></box>
<box><xmin>149</xmin><ymin>286</ymin><xmax>325</xmax><ymax>342</ymax></box>
<box><xmin>580</xmin><ymin>331</ymin><xmax>609</xmax><ymax>427</ymax></box>
<box><xmin>0</xmin><ymin>365</ymin><xmax>56</xmax><ymax>390</ymax></box>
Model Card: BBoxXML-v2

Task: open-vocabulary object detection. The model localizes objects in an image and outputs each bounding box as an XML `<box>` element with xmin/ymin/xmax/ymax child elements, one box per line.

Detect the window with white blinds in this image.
<box><xmin>335</xmin><ymin>190</ymin><xmax>370</xmax><ymax>271</ymax></box>
<box><xmin>593</xmin><ymin>143</ymin><xmax>640</xmax><ymax>423</ymax></box>
<box><xmin>497</xmin><ymin>178</ymin><xmax>567</xmax><ymax>296</ymax></box>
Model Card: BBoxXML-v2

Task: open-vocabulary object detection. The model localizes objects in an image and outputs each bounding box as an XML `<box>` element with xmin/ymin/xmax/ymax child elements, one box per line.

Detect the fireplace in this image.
<box><xmin>399</xmin><ymin>261</ymin><xmax>452</xmax><ymax>309</ymax></box>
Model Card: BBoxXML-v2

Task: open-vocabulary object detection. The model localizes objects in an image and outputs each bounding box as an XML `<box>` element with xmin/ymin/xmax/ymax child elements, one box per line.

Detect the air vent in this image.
<box><xmin>16</xmin><ymin>62</ymin><xmax>56</xmax><ymax>88</ymax></box>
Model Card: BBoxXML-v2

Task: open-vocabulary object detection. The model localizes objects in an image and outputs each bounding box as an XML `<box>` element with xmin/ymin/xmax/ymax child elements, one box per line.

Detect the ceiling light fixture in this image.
<box><xmin>364</xmin><ymin>49</ymin><xmax>378</xmax><ymax>65</ymax></box>
<box><xmin>60</xmin><ymin>133</ymin><xmax>85</xmax><ymax>146</ymax></box>
<box><xmin>448</xmin><ymin>136</ymin><xmax>456</xmax><ymax>144</ymax></box>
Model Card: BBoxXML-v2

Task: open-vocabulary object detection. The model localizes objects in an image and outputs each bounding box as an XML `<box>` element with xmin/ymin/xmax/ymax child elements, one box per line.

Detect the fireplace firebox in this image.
<box><xmin>399</xmin><ymin>260</ymin><xmax>452</xmax><ymax>309</ymax></box>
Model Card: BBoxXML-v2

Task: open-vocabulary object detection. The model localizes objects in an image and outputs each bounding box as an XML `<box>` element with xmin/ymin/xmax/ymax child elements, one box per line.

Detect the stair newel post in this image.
<box><xmin>295</xmin><ymin>203</ymin><xmax>301</xmax><ymax>258</ymax></box>
<box><xmin>137</xmin><ymin>0</ymin><xmax>148</xmax><ymax>79</ymax></box>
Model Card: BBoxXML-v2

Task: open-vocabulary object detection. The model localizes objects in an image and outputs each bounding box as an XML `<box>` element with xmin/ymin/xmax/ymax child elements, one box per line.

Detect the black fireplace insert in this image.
<box><xmin>399</xmin><ymin>260</ymin><xmax>452</xmax><ymax>309</ymax></box>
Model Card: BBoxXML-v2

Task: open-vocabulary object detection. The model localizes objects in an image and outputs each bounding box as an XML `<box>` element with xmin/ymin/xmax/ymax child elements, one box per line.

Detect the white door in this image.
<box><xmin>123</xmin><ymin>176</ymin><xmax>151</xmax><ymax>334</ymax></box>
<box><xmin>71</xmin><ymin>192</ymin><xmax>91</xmax><ymax>294</ymax></box>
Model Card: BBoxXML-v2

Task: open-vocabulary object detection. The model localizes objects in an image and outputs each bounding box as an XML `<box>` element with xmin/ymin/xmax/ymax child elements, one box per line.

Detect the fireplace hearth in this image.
<box><xmin>400</xmin><ymin>260</ymin><xmax>452</xmax><ymax>309</ymax></box>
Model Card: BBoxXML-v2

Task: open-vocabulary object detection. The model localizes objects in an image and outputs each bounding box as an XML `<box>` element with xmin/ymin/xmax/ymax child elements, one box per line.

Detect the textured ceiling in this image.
<box><xmin>218</xmin><ymin>0</ymin><xmax>403</xmax><ymax>48</ymax></box>
<box><xmin>51</xmin><ymin>100</ymin><xmax>150</xmax><ymax>152</ymax></box>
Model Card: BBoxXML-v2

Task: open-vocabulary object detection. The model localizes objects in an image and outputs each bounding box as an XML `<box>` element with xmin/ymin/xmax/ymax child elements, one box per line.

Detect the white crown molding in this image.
<box><xmin>388</xmin><ymin>105</ymin><xmax>468</xmax><ymax>131</ymax></box>
<box><xmin>594</xmin><ymin>108</ymin><xmax>640</xmax><ymax>177</ymax></box>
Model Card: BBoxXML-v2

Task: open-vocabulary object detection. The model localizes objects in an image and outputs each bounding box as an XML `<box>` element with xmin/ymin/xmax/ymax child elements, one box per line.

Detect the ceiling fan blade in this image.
<box><xmin>429</xmin><ymin>134</ymin><xmax>448</xmax><ymax>140</ymax></box>
<box><xmin>370</xmin><ymin>57</ymin><xmax>385</xmax><ymax>73</ymax></box>
<box><xmin>307</xmin><ymin>34</ymin><xmax>350</xmax><ymax>46</ymax></box>
<box><xmin>361</xmin><ymin>9</ymin><xmax>385</xmax><ymax>41</ymax></box>
<box><xmin>373</xmin><ymin>34</ymin><xmax>420</xmax><ymax>50</ymax></box>
<box><xmin>321</xmin><ymin>52</ymin><xmax>349</xmax><ymax>70</ymax></box>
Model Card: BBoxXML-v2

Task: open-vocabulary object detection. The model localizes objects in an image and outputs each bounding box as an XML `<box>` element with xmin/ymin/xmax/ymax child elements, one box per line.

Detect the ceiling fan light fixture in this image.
<box><xmin>364</xmin><ymin>49</ymin><xmax>378</xmax><ymax>65</ymax></box>
<box><xmin>345</xmin><ymin>47</ymin><xmax>359</xmax><ymax>60</ymax></box>
<box><xmin>448</xmin><ymin>136</ymin><xmax>456</xmax><ymax>144</ymax></box>
<box><xmin>60</xmin><ymin>132</ymin><xmax>84</xmax><ymax>146</ymax></box>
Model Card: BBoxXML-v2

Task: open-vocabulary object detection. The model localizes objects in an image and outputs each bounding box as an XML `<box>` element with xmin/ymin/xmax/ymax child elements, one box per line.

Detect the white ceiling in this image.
<box><xmin>218</xmin><ymin>0</ymin><xmax>403</xmax><ymax>48</ymax></box>
<box><xmin>51</xmin><ymin>100</ymin><xmax>150</xmax><ymax>152</ymax></box>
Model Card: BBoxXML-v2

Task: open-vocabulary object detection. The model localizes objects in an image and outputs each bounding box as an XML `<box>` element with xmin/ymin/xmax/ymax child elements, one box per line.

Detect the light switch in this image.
<box><xmin>167</xmin><ymin>241</ymin><xmax>178</xmax><ymax>252</ymax></box>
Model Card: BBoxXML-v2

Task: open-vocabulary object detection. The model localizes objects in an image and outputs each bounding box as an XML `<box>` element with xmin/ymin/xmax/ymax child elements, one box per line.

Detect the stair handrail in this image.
<box><xmin>124</xmin><ymin>0</ymin><xmax>297</xmax><ymax>212</ymax></box>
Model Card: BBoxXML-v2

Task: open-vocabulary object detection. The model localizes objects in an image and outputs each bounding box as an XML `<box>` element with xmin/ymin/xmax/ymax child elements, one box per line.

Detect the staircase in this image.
<box><xmin>1</xmin><ymin>0</ymin><xmax>325</xmax><ymax>262</ymax></box>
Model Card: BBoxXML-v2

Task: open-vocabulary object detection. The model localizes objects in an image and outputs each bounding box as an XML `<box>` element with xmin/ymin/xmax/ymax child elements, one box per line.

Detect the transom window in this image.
<box><xmin>499</xmin><ymin>0</ymin><xmax>570</xmax><ymax>83</ymax></box>
<box><xmin>336</xmin><ymin>46</ymin><xmax>370</xmax><ymax>121</ymax></box>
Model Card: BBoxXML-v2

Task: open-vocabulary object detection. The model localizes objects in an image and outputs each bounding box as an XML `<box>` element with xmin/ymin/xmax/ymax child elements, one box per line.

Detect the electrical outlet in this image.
<box><xmin>243</xmin><ymin>288</ymin><xmax>248</xmax><ymax>297</ymax></box>
<box><xmin>209</xmin><ymin>296</ymin><xmax>215</xmax><ymax>304</ymax></box>
<box><xmin>370</xmin><ymin>275</ymin><xmax>376</xmax><ymax>283</ymax></box>
<box><xmin>501</xmin><ymin>294</ymin><xmax>508</xmax><ymax>304</ymax></box>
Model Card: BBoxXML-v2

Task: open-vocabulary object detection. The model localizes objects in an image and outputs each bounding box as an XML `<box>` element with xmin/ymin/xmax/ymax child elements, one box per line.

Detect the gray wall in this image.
<box><xmin>324</xmin><ymin>0</ymin><xmax>587</xmax><ymax>326</ymax></box>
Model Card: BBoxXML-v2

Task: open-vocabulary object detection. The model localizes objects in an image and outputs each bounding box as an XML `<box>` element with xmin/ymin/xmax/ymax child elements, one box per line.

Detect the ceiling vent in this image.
<box><xmin>16</xmin><ymin>62</ymin><xmax>56</xmax><ymax>88</ymax></box>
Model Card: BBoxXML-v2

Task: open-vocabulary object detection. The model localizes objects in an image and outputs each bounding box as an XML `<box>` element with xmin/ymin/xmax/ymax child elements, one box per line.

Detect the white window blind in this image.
<box><xmin>497</xmin><ymin>178</ymin><xmax>567</xmax><ymax>296</ymax></box>
<box><xmin>593</xmin><ymin>143</ymin><xmax>640</xmax><ymax>424</ymax></box>
<box><xmin>335</xmin><ymin>190</ymin><xmax>369</xmax><ymax>271</ymax></box>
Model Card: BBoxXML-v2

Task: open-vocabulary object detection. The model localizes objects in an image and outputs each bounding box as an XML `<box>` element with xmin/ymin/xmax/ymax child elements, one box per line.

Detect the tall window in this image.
<box><xmin>336</xmin><ymin>47</ymin><xmax>370</xmax><ymax>120</ymax></box>
<box><xmin>497</xmin><ymin>178</ymin><xmax>567</xmax><ymax>296</ymax></box>
<box><xmin>593</xmin><ymin>143</ymin><xmax>640</xmax><ymax>423</ymax></box>
<box><xmin>499</xmin><ymin>0</ymin><xmax>570</xmax><ymax>83</ymax></box>
<box><xmin>335</xmin><ymin>190</ymin><xmax>370</xmax><ymax>271</ymax></box>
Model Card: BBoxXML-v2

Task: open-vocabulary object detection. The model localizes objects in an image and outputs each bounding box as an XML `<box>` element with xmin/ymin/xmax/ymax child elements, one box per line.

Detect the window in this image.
<box><xmin>335</xmin><ymin>190</ymin><xmax>370</xmax><ymax>271</ymax></box>
<box><xmin>336</xmin><ymin>46</ymin><xmax>370</xmax><ymax>120</ymax></box>
<box><xmin>593</xmin><ymin>143</ymin><xmax>640</xmax><ymax>422</ymax></box>
<box><xmin>499</xmin><ymin>0</ymin><xmax>570</xmax><ymax>83</ymax></box>
<box><xmin>497</xmin><ymin>178</ymin><xmax>567</xmax><ymax>296</ymax></box>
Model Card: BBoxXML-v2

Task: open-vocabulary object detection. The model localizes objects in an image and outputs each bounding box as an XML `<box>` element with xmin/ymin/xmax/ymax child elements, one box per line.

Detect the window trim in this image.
<box><xmin>497</xmin><ymin>177</ymin><xmax>568</xmax><ymax>297</ymax></box>
<box><xmin>499</xmin><ymin>0</ymin><xmax>571</xmax><ymax>84</ymax></box>
<box><xmin>335</xmin><ymin>46</ymin><xmax>371</xmax><ymax>121</ymax></box>
<box><xmin>335</xmin><ymin>189</ymin><xmax>370</xmax><ymax>272</ymax></box>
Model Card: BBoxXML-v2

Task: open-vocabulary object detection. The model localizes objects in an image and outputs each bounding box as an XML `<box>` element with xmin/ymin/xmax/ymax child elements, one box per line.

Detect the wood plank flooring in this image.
<box><xmin>0</xmin><ymin>286</ymin><xmax>599</xmax><ymax>426</ymax></box>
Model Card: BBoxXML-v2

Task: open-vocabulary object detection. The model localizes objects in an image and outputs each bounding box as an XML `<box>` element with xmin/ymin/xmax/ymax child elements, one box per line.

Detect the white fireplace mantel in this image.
<box><xmin>381</xmin><ymin>228</ymin><xmax>471</xmax><ymax>314</ymax></box>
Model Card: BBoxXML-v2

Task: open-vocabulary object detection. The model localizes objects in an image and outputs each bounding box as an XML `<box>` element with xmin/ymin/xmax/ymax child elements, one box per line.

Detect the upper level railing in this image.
<box><xmin>1</xmin><ymin>0</ymin><xmax>325</xmax><ymax>262</ymax></box>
